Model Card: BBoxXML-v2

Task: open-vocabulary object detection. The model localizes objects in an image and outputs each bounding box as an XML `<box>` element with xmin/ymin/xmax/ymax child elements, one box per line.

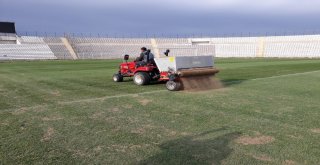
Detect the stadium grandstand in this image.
<box><xmin>1</xmin><ymin>22</ymin><xmax>320</xmax><ymax>60</ymax></box>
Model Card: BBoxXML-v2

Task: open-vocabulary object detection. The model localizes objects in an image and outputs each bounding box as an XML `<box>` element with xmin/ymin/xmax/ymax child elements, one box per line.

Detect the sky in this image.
<box><xmin>1</xmin><ymin>0</ymin><xmax>320</xmax><ymax>37</ymax></box>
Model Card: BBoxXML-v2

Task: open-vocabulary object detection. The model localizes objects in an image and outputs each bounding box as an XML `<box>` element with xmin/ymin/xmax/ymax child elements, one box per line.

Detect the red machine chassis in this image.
<box><xmin>119</xmin><ymin>61</ymin><xmax>169</xmax><ymax>81</ymax></box>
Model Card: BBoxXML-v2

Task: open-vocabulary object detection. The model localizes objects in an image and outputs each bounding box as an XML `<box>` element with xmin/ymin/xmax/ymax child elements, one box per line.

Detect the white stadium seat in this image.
<box><xmin>1</xmin><ymin>35</ymin><xmax>320</xmax><ymax>60</ymax></box>
<box><xmin>0</xmin><ymin>44</ymin><xmax>56</xmax><ymax>60</ymax></box>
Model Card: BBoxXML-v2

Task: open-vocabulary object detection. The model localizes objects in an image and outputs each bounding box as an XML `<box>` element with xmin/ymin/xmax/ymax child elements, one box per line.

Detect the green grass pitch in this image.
<box><xmin>0</xmin><ymin>58</ymin><xmax>320</xmax><ymax>164</ymax></box>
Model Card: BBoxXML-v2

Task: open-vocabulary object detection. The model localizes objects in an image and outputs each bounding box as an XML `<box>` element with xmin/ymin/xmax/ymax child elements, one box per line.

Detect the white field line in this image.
<box><xmin>225</xmin><ymin>70</ymin><xmax>320</xmax><ymax>84</ymax></box>
<box><xmin>1</xmin><ymin>90</ymin><xmax>168</xmax><ymax>113</ymax></box>
<box><xmin>57</xmin><ymin>90</ymin><xmax>168</xmax><ymax>104</ymax></box>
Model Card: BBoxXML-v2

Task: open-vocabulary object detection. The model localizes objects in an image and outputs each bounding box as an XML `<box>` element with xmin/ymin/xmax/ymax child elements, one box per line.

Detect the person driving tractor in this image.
<box><xmin>135</xmin><ymin>47</ymin><xmax>154</xmax><ymax>67</ymax></box>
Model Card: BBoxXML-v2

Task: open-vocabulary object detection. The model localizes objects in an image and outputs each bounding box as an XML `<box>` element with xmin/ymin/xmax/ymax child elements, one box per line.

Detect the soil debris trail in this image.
<box><xmin>181</xmin><ymin>76</ymin><xmax>223</xmax><ymax>92</ymax></box>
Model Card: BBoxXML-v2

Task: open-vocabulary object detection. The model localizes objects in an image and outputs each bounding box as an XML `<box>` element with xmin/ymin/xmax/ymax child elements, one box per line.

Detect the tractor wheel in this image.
<box><xmin>166</xmin><ymin>81</ymin><xmax>182</xmax><ymax>91</ymax></box>
<box><xmin>113</xmin><ymin>74</ymin><xmax>123</xmax><ymax>82</ymax></box>
<box><xmin>133</xmin><ymin>72</ymin><xmax>150</xmax><ymax>85</ymax></box>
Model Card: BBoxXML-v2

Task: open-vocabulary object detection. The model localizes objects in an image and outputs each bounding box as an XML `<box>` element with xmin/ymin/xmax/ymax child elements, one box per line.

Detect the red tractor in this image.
<box><xmin>113</xmin><ymin>51</ymin><xmax>219</xmax><ymax>91</ymax></box>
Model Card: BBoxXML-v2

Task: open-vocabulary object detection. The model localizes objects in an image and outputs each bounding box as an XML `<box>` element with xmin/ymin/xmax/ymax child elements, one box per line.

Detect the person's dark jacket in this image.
<box><xmin>136</xmin><ymin>51</ymin><xmax>146</xmax><ymax>62</ymax></box>
<box><xmin>136</xmin><ymin>50</ymin><xmax>154</xmax><ymax>65</ymax></box>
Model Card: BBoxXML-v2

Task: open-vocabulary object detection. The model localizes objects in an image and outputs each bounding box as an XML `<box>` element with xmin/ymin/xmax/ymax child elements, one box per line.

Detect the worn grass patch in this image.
<box><xmin>235</xmin><ymin>135</ymin><xmax>275</xmax><ymax>145</ymax></box>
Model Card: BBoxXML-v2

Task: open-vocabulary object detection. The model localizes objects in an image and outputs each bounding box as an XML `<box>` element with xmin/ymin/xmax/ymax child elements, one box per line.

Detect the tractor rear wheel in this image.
<box><xmin>113</xmin><ymin>74</ymin><xmax>123</xmax><ymax>82</ymax></box>
<box><xmin>133</xmin><ymin>72</ymin><xmax>150</xmax><ymax>85</ymax></box>
<box><xmin>166</xmin><ymin>81</ymin><xmax>182</xmax><ymax>91</ymax></box>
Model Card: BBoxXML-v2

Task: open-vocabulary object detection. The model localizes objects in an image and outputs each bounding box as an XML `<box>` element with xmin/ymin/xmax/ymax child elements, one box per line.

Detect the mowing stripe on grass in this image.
<box><xmin>60</xmin><ymin>69</ymin><xmax>320</xmax><ymax>104</ymax></box>
<box><xmin>3</xmin><ymin>69</ymin><xmax>320</xmax><ymax>112</ymax></box>
<box><xmin>251</xmin><ymin>70</ymin><xmax>320</xmax><ymax>81</ymax></box>
<box><xmin>226</xmin><ymin>70</ymin><xmax>320</xmax><ymax>85</ymax></box>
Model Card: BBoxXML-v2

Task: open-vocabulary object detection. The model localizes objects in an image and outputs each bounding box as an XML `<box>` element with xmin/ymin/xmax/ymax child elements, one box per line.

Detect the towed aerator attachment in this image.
<box><xmin>154</xmin><ymin>56</ymin><xmax>220</xmax><ymax>91</ymax></box>
<box><xmin>178</xmin><ymin>67</ymin><xmax>219</xmax><ymax>77</ymax></box>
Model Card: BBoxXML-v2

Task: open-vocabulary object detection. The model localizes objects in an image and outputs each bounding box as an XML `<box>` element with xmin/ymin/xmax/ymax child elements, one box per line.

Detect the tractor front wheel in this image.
<box><xmin>166</xmin><ymin>81</ymin><xmax>182</xmax><ymax>91</ymax></box>
<box><xmin>133</xmin><ymin>72</ymin><xmax>150</xmax><ymax>85</ymax></box>
<box><xmin>113</xmin><ymin>74</ymin><xmax>123</xmax><ymax>82</ymax></box>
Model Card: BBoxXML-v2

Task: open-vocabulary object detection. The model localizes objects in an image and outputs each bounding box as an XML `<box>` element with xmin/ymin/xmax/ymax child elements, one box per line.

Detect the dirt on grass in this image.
<box><xmin>11</xmin><ymin>107</ymin><xmax>28</xmax><ymax>115</ymax></box>
<box><xmin>67</xmin><ymin>148</ymin><xmax>87</xmax><ymax>157</ymax></box>
<box><xmin>111</xmin><ymin>107</ymin><xmax>121</xmax><ymax>113</ymax></box>
<box><xmin>181</xmin><ymin>76</ymin><xmax>223</xmax><ymax>92</ymax></box>
<box><xmin>90</xmin><ymin>111</ymin><xmax>105</xmax><ymax>119</ymax></box>
<box><xmin>287</xmin><ymin>134</ymin><xmax>303</xmax><ymax>139</ymax></box>
<box><xmin>93</xmin><ymin>146</ymin><xmax>103</xmax><ymax>152</ymax></box>
<box><xmin>51</xmin><ymin>90</ymin><xmax>61</xmax><ymax>97</ymax></box>
<box><xmin>41</xmin><ymin>127</ymin><xmax>54</xmax><ymax>142</ymax></box>
<box><xmin>283</xmin><ymin>160</ymin><xmax>297</xmax><ymax>165</ymax></box>
<box><xmin>131</xmin><ymin>127</ymin><xmax>145</xmax><ymax>134</ymax></box>
<box><xmin>42</xmin><ymin>115</ymin><xmax>63</xmax><ymax>121</ymax></box>
<box><xmin>0</xmin><ymin>120</ymin><xmax>9</xmax><ymax>126</ymax></box>
<box><xmin>251</xmin><ymin>154</ymin><xmax>273</xmax><ymax>162</ymax></box>
<box><xmin>122</xmin><ymin>104</ymin><xmax>133</xmax><ymax>109</ymax></box>
<box><xmin>138</xmin><ymin>99</ymin><xmax>152</xmax><ymax>106</ymax></box>
<box><xmin>235</xmin><ymin>135</ymin><xmax>275</xmax><ymax>145</ymax></box>
<box><xmin>310</xmin><ymin>128</ymin><xmax>320</xmax><ymax>133</ymax></box>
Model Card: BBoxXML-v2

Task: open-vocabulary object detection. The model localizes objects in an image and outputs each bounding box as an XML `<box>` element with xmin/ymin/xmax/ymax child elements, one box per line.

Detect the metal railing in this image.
<box><xmin>8</xmin><ymin>30</ymin><xmax>320</xmax><ymax>38</ymax></box>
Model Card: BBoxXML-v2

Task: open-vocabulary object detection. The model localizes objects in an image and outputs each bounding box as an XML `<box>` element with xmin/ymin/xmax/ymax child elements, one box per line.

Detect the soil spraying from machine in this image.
<box><xmin>181</xmin><ymin>76</ymin><xmax>223</xmax><ymax>92</ymax></box>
